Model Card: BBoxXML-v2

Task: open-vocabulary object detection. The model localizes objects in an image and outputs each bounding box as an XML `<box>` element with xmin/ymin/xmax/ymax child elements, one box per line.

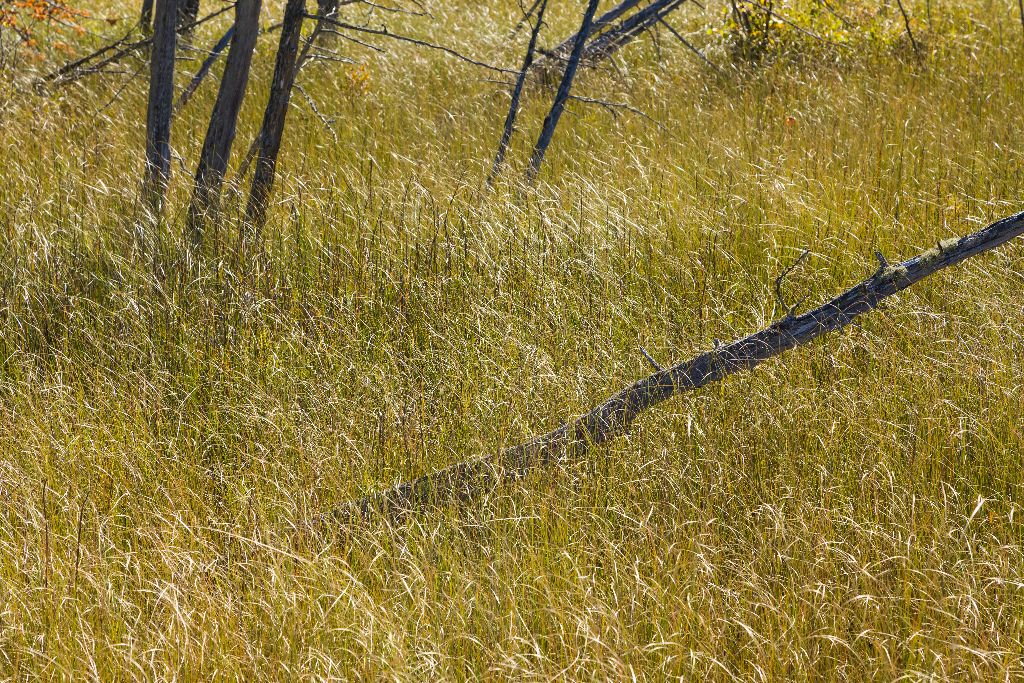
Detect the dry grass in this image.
<box><xmin>1</xmin><ymin>0</ymin><xmax>1024</xmax><ymax>679</ymax></box>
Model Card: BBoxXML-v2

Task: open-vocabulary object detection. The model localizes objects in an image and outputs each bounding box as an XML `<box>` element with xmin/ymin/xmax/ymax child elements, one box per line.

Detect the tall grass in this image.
<box><xmin>1</xmin><ymin>0</ymin><xmax>1023</xmax><ymax>679</ymax></box>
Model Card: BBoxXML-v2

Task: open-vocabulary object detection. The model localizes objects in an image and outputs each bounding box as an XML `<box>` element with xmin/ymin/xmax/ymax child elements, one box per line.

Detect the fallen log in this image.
<box><xmin>330</xmin><ymin>209</ymin><xmax>1024</xmax><ymax>525</ymax></box>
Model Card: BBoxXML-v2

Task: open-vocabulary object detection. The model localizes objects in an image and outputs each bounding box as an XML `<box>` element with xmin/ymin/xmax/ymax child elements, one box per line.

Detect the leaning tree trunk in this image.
<box><xmin>245</xmin><ymin>0</ymin><xmax>305</xmax><ymax>242</ymax></box>
<box><xmin>142</xmin><ymin>0</ymin><xmax>178</xmax><ymax>219</ymax></box>
<box><xmin>185</xmin><ymin>0</ymin><xmax>262</xmax><ymax>248</ymax></box>
<box><xmin>525</xmin><ymin>0</ymin><xmax>601</xmax><ymax>183</ymax></box>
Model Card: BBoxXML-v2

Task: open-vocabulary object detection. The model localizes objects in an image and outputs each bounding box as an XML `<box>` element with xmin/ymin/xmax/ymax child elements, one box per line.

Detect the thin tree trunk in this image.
<box><xmin>141</xmin><ymin>0</ymin><xmax>155</xmax><ymax>33</ymax></box>
<box><xmin>185</xmin><ymin>0</ymin><xmax>262</xmax><ymax>248</ymax></box>
<box><xmin>1018</xmin><ymin>0</ymin><xmax>1023</xmax><ymax>36</ymax></box>
<box><xmin>142</xmin><ymin>0</ymin><xmax>178</xmax><ymax>219</ymax></box>
<box><xmin>329</xmin><ymin>209</ymin><xmax>1024</xmax><ymax>524</ymax></box>
<box><xmin>488</xmin><ymin>0</ymin><xmax>549</xmax><ymax>185</ymax></box>
<box><xmin>525</xmin><ymin>0</ymin><xmax>601</xmax><ymax>184</ymax></box>
<box><xmin>245</xmin><ymin>0</ymin><xmax>305</xmax><ymax>241</ymax></box>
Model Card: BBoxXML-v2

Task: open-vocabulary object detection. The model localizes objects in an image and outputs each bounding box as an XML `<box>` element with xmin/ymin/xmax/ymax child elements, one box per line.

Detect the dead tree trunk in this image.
<box><xmin>245</xmin><ymin>0</ymin><xmax>305</xmax><ymax>242</ymax></box>
<box><xmin>329</xmin><ymin>210</ymin><xmax>1024</xmax><ymax>525</ymax></box>
<box><xmin>525</xmin><ymin>0</ymin><xmax>601</xmax><ymax>184</ymax></box>
<box><xmin>185</xmin><ymin>0</ymin><xmax>262</xmax><ymax>248</ymax></box>
<box><xmin>488</xmin><ymin>0</ymin><xmax>549</xmax><ymax>184</ymax></box>
<box><xmin>141</xmin><ymin>0</ymin><xmax>178</xmax><ymax>219</ymax></box>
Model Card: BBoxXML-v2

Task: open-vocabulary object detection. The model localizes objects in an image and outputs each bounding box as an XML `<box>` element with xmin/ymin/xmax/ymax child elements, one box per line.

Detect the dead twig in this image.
<box><xmin>305</xmin><ymin>13</ymin><xmax>518</xmax><ymax>74</ymax></box>
<box><xmin>895</xmin><ymin>0</ymin><xmax>922</xmax><ymax>59</ymax></box>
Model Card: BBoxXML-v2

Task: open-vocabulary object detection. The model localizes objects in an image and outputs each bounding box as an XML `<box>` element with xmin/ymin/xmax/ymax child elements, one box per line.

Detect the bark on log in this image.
<box><xmin>525</xmin><ymin>0</ymin><xmax>601</xmax><ymax>183</ymax></box>
<box><xmin>185</xmin><ymin>0</ymin><xmax>262</xmax><ymax>247</ymax></box>
<box><xmin>245</xmin><ymin>0</ymin><xmax>306</xmax><ymax>241</ymax></box>
<box><xmin>142</xmin><ymin>0</ymin><xmax>179</xmax><ymax>218</ymax></box>
<box><xmin>332</xmin><ymin>210</ymin><xmax>1024</xmax><ymax>525</ymax></box>
<box><xmin>488</xmin><ymin>0</ymin><xmax>549</xmax><ymax>184</ymax></box>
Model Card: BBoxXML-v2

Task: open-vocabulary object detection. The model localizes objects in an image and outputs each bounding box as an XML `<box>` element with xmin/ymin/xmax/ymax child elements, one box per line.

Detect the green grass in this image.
<box><xmin>1</xmin><ymin>0</ymin><xmax>1024</xmax><ymax>679</ymax></box>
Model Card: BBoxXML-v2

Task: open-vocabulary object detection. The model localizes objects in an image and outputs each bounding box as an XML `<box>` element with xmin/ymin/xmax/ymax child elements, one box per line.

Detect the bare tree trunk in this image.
<box><xmin>140</xmin><ymin>0</ymin><xmax>155</xmax><ymax>33</ymax></box>
<box><xmin>245</xmin><ymin>0</ymin><xmax>305</xmax><ymax>241</ymax></box>
<box><xmin>178</xmin><ymin>0</ymin><xmax>200</xmax><ymax>33</ymax></box>
<box><xmin>329</xmin><ymin>210</ymin><xmax>1024</xmax><ymax>524</ymax></box>
<box><xmin>525</xmin><ymin>0</ymin><xmax>601</xmax><ymax>184</ymax></box>
<box><xmin>142</xmin><ymin>0</ymin><xmax>178</xmax><ymax>219</ymax></box>
<box><xmin>488</xmin><ymin>0</ymin><xmax>549</xmax><ymax>185</ymax></box>
<box><xmin>185</xmin><ymin>0</ymin><xmax>262</xmax><ymax>248</ymax></box>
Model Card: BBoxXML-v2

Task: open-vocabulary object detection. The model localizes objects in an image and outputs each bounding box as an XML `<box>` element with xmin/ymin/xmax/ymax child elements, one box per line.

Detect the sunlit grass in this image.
<box><xmin>1</xmin><ymin>0</ymin><xmax>1023</xmax><ymax>679</ymax></box>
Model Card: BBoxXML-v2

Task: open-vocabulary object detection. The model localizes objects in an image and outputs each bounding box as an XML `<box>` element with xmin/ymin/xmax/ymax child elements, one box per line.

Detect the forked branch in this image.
<box><xmin>330</xmin><ymin>210</ymin><xmax>1024</xmax><ymax>525</ymax></box>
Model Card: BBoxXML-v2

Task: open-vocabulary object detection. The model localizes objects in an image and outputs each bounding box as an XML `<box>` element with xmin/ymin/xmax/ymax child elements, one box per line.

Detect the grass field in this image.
<box><xmin>1</xmin><ymin>0</ymin><xmax>1024</xmax><ymax>679</ymax></box>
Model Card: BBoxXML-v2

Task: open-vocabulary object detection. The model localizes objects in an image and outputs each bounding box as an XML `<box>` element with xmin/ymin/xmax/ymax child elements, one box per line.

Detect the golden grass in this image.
<box><xmin>1</xmin><ymin>0</ymin><xmax>1023</xmax><ymax>679</ymax></box>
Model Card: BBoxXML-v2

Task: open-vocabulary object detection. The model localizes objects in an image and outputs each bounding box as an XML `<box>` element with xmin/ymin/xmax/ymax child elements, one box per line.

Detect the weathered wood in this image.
<box><xmin>333</xmin><ymin>210</ymin><xmax>1024</xmax><ymax>524</ymax></box>
<box><xmin>295</xmin><ymin>0</ymin><xmax>339</xmax><ymax>70</ymax></box>
<box><xmin>245</xmin><ymin>0</ymin><xmax>306</xmax><ymax>240</ymax></box>
<box><xmin>185</xmin><ymin>0</ymin><xmax>262</xmax><ymax>247</ymax></box>
<box><xmin>525</xmin><ymin>0</ymin><xmax>601</xmax><ymax>183</ymax></box>
<box><xmin>488</xmin><ymin>0</ymin><xmax>549</xmax><ymax>184</ymax></box>
<box><xmin>141</xmin><ymin>0</ymin><xmax>179</xmax><ymax>218</ymax></box>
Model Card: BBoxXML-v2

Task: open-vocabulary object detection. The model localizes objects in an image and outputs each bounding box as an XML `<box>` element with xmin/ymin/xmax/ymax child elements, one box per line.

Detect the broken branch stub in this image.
<box><xmin>330</xmin><ymin>210</ymin><xmax>1024</xmax><ymax>526</ymax></box>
